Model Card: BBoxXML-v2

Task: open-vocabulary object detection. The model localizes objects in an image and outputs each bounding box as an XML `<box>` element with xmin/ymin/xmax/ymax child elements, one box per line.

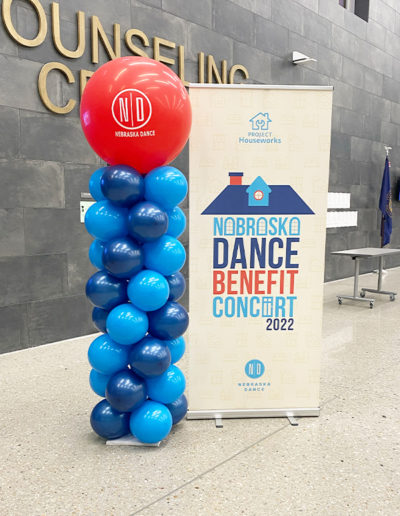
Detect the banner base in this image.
<box><xmin>186</xmin><ymin>408</ymin><xmax>320</xmax><ymax>420</ymax></box>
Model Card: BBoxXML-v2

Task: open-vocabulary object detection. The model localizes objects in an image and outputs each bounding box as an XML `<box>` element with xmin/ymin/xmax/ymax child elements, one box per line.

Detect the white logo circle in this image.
<box><xmin>111</xmin><ymin>89</ymin><xmax>152</xmax><ymax>130</ymax></box>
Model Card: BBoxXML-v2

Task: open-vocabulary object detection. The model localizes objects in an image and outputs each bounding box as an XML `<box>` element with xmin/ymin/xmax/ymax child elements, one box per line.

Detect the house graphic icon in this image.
<box><xmin>246</xmin><ymin>176</ymin><xmax>271</xmax><ymax>207</ymax></box>
<box><xmin>249</xmin><ymin>112</ymin><xmax>272</xmax><ymax>131</ymax></box>
<box><xmin>201</xmin><ymin>172</ymin><xmax>314</xmax><ymax>215</ymax></box>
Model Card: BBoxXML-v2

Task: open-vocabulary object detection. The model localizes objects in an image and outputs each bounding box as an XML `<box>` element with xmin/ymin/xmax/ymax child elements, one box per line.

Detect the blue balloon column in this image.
<box><xmin>85</xmin><ymin>164</ymin><xmax>188</xmax><ymax>444</ymax></box>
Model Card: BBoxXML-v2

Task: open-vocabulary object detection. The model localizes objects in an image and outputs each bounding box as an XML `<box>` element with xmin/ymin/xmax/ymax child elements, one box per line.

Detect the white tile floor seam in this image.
<box><xmin>1</xmin><ymin>267</ymin><xmax>400</xmax><ymax>515</ymax></box>
<box><xmin>130</xmin><ymin>395</ymin><xmax>343</xmax><ymax>516</ymax></box>
<box><xmin>129</xmin><ymin>423</ymin><xmax>292</xmax><ymax>516</ymax></box>
<box><xmin>135</xmin><ymin>378</ymin><xmax>399</xmax><ymax>515</ymax></box>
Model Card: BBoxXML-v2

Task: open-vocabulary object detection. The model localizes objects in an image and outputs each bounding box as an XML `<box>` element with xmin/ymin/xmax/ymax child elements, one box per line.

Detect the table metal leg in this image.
<box><xmin>360</xmin><ymin>256</ymin><xmax>397</xmax><ymax>301</ymax></box>
<box><xmin>353</xmin><ymin>257</ymin><xmax>359</xmax><ymax>297</ymax></box>
<box><xmin>378</xmin><ymin>256</ymin><xmax>383</xmax><ymax>291</ymax></box>
<box><xmin>337</xmin><ymin>257</ymin><xmax>375</xmax><ymax>308</ymax></box>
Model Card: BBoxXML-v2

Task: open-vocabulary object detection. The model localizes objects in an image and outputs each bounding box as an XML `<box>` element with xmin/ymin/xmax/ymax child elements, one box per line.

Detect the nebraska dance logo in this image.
<box><xmin>111</xmin><ymin>89</ymin><xmax>152</xmax><ymax>131</ymax></box>
<box><xmin>202</xmin><ymin>172</ymin><xmax>314</xmax><ymax>327</ymax></box>
<box><xmin>237</xmin><ymin>359</ymin><xmax>270</xmax><ymax>393</ymax></box>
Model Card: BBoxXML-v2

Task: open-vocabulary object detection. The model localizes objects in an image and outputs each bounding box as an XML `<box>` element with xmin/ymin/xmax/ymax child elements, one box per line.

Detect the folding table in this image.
<box><xmin>331</xmin><ymin>247</ymin><xmax>400</xmax><ymax>308</ymax></box>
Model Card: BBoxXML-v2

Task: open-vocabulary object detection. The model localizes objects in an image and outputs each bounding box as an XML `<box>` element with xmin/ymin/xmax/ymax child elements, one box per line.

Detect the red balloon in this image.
<box><xmin>80</xmin><ymin>57</ymin><xmax>192</xmax><ymax>174</ymax></box>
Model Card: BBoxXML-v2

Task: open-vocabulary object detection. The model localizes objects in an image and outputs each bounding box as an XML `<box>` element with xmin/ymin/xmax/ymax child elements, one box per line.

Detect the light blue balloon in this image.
<box><xmin>128</xmin><ymin>270</ymin><xmax>170</xmax><ymax>312</ymax></box>
<box><xmin>106</xmin><ymin>303</ymin><xmax>148</xmax><ymax>346</ymax></box>
<box><xmin>88</xmin><ymin>334</ymin><xmax>129</xmax><ymax>375</ymax></box>
<box><xmin>146</xmin><ymin>364</ymin><xmax>186</xmax><ymax>404</ymax></box>
<box><xmin>85</xmin><ymin>200</ymin><xmax>128</xmax><ymax>241</ymax></box>
<box><xmin>166</xmin><ymin>206</ymin><xmax>186</xmax><ymax>238</ymax></box>
<box><xmin>144</xmin><ymin>166</ymin><xmax>188</xmax><ymax>210</ymax></box>
<box><xmin>89</xmin><ymin>239</ymin><xmax>105</xmax><ymax>269</ymax></box>
<box><xmin>89</xmin><ymin>167</ymin><xmax>107</xmax><ymax>201</ymax></box>
<box><xmin>165</xmin><ymin>336</ymin><xmax>185</xmax><ymax>364</ymax></box>
<box><xmin>130</xmin><ymin>400</ymin><xmax>172</xmax><ymax>444</ymax></box>
<box><xmin>89</xmin><ymin>368</ymin><xmax>111</xmax><ymax>397</ymax></box>
<box><xmin>143</xmin><ymin>235</ymin><xmax>186</xmax><ymax>276</ymax></box>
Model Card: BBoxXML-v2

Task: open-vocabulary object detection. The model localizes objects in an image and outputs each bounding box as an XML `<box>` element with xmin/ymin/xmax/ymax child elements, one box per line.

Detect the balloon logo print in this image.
<box><xmin>81</xmin><ymin>56</ymin><xmax>191</xmax><ymax>445</ymax></box>
<box><xmin>80</xmin><ymin>56</ymin><xmax>191</xmax><ymax>173</ymax></box>
<box><xmin>111</xmin><ymin>89</ymin><xmax>152</xmax><ymax>131</ymax></box>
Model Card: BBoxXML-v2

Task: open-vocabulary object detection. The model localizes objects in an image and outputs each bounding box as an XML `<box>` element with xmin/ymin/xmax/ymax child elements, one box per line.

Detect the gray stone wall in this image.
<box><xmin>0</xmin><ymin>0</ymin><xmax>399</xmax><ymax>352</ymax></box>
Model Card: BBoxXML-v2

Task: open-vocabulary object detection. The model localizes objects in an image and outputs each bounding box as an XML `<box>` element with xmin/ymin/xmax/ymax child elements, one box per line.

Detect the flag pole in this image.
<box><xmin>379</xmin><ymin>144</ymin><xmax>392</xmax><ymax>247</ymax></box>
<box><xmin>381</xmin><ymin>145</ymin><xmax>388</xmax><ymax>250</ymax></box>
<box><xmin>372</xmin><ymin>145</ymin><xmax>393</xmax><ymax>276</ymax></box>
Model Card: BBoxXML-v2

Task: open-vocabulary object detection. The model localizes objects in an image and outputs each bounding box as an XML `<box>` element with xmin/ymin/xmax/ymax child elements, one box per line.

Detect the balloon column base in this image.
<box><xmin>106</xmin><ymin>434</ymin><xmax>161</xmax><ymax>447</ymax></box>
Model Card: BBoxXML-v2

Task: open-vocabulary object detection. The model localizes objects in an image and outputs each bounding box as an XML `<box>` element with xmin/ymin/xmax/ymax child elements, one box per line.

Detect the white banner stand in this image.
<box><xmin>187</xmin><ymin>84</ymin><xmax>333</xmax><ymax>426</ymax></box>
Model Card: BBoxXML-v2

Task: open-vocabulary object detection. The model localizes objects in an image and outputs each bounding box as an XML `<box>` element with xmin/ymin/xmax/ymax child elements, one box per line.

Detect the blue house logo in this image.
<box><xmin>246</xmin><ymin>176</ymin><xmax>271</xmax><ymax>207</ymax></box>
<box><xmin>249</xmin><ymin>112</ymin><xmax>272</xmax><ymax>131</ymax></box>
<box><xmin>202</xmin><ymin>172</ymin><xmax>314</xmax><ymax>215</ymax></box>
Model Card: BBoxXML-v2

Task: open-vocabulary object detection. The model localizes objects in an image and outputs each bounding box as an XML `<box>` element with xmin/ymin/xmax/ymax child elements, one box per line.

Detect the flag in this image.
<box><xmin>379</xmin><ymin>157</ymin><xmax>392</xmax><ymax>247</ymax></box>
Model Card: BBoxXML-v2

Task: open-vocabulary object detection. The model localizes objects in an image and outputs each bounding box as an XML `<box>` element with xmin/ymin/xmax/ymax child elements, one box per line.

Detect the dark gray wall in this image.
<box><xmin>1</xmin><ymin>0</ymin><xmax>399</xmax><ymax>353</ymax></box>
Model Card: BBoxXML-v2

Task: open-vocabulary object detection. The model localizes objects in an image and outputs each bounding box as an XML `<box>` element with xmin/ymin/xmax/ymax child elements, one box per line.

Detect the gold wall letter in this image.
<box><xmin>91</xmin><ymin>16</ymin><xmax>121</xmax><ymax>64</ymax></box>
<box><xmin>125</xmin><ymin>28</ymin><xmax>149</xmax><ymax>57</ymax></box>
<box><xmin>80</xmin><ymin>69</ymin><xmax>94</xmax><ymax>97</ymax></box>
<box><xmin>52</xmin><ymin>2</ymin><xmax>85</xmax><ymax>59</ymax></box>
<box><xmin>178</xmin><ymin>45</ymin><xmax>189</xmax><ymax>87</ymax></box>
<box><xmin>2</xmin><ymin>0</ymin><xmax>47</xmax><ymax>47</ymax></box>
<box><xmin>153</xmin><ymin>36</ymin><xmax>175</xmax><ymax>66</ymax></box>
<box><xmin>38</xmin><ymin>61</ymin><xmax>76</xmax><ymax>114</ymax></box>
<box><xmin>198</xmin><ymin>52</ymin><xmax>205</xmax><ymax>83</ymax></box>
<box><xmin>229</xmin><ymin>64</ymin><xmax>249</xmax><ymax>84</ymax></box>
<box><xmin>207</xmin><ymin>55</ymin><xmax>227</xmax><ymax>84</ymax></box>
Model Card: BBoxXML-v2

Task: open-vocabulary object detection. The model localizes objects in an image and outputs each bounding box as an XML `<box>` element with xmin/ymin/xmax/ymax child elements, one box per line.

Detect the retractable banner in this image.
<box><xmin>188</xmin><ymin>85</ymin><xmax>333</xmax><ymax>420</ymax></box>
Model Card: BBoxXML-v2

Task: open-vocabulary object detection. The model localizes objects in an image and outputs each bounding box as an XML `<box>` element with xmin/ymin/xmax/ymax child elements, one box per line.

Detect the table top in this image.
<box><xmin>331</xmin><ymin>247</ymin><xmax>400</xmax><ymax>258</ymax></box>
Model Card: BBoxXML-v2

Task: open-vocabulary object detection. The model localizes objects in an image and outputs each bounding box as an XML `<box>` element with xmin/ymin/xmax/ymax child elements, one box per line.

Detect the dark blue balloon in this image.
<box><xmin>129</xmin><ymin>336</ymin><xmax>171</xmax><ymax>378</ymax></box>
<box><xmin>127</xmin><ymin>201</ymin><xmax>168</xmax><ymax>243</ymax></box>
<box><xmin>166</xmin><ymin>394</ymin><xmax>188</xmax><ymax>425</ymax></box>
<box><xmin>166</xmin><ymin>272</ymin><xmax>186</xmax><ymax>301</ymax></box>
<box><xmin>148</xmin><ymin>301</ymin><xmax>189</xmax><ymax>340</ymax></box>
<box><xmin>86</xmin><ymin>270</ymin><xmax>128</xmax><ymax>310</ymax></box>
<box><xmin>92</xmin><ymin>306</ymin><xmax>109</xmax><ymax>332</ymax></box>
<box><xmin>90</xmin><ymin>399</ymin><xmax>130</xmax><ymax>440</ymax></box>
<box><xmin>100</xmin><ymin>165</ymin><xmax>144</xmax><ymax>207</ymax></box>
<box><xmin>102</xmin><ymin>236</ymin><xmax>144</xmax><ymax>279</ymax></box>
<box><xmin>105</xmin><ymin>369</ymin><xmax>146</xmax><ymax>413</ymax></box>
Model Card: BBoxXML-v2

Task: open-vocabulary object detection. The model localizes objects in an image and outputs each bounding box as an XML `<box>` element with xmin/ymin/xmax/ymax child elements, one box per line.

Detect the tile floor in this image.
<box><xmin>1</xmin><ymin>268</ymin><xmax>399</xmax><ymax>515</ymax></box>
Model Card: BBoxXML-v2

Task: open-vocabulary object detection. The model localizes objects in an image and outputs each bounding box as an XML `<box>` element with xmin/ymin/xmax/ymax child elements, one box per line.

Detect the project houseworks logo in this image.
<box><xmin>238</xmin><ymin>111</ymin><xmax>282</xmax><ymax>144</ymax></box>
<box><xmin>111</xmin><ymin>89</ymin><xmax>152</xmax><ymax>131</ymax></box>
<box><xmin>249</xmin><ymin>112</ymin><xmax>272</xmax><ymax>131</ymax></box>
